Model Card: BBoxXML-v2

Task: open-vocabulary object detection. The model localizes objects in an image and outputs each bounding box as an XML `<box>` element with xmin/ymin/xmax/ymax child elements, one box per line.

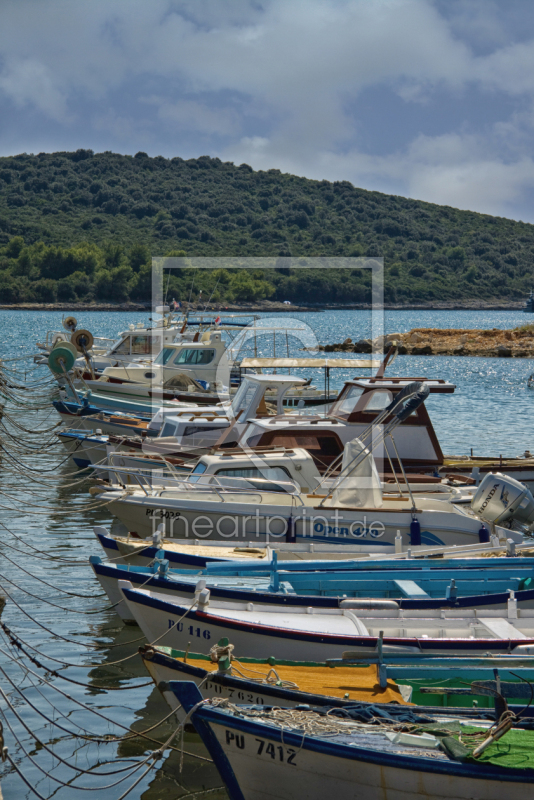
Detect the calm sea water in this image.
<box><xmin>0</xmin><ymin>307</ymin><xmax>533</xmax><ymax>799</ymax></box>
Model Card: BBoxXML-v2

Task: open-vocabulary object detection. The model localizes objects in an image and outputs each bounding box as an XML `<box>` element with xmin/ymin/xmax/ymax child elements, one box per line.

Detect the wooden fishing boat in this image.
<box><xmin>90</xmin><ymin>557</ymin><xmax>534</xmax><ymax>624</ymax></box>
<box><xmin>140</xmin><ymin>644</ymin><xmax>411</xmax><ymax>724</ymax></box>
<box><xmin>92</xmin><ymin>525</ymin><xmax>534</xmax><ymax>570</ymax></box>
<box><xmin>117</xmin><ymin>581</ymin><xmax>534</xmax><ymax>660</ymax></box>
<box><xmin>140</xmin><ymin>643</ymin><xmax>534</xmax><ymax>722</ymax></box>
<box><xmin>171</xmin><ymin>681</ymin><xmax>534</xmax><ymax>800</ymax></box>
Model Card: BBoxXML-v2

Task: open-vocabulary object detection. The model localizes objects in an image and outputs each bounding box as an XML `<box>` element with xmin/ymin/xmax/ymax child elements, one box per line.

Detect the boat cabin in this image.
<box><xmin>187</xmin><ymin>447</ymin><xmax>318</xmax><ymax>493</ymax></box>
<box><xmin>143</xmin><ymin>374</ymin><xmax>308</xmax><ymax>452</ymax></box>
<box><xmin>243</xmin><ymin>377</ymin><xmax>456</xmax><ymax>476</ymax></box>
<box><xmin>99</xmin><ymin>331</ymin><xmax>232</xmax><ymax>388</ymax></box>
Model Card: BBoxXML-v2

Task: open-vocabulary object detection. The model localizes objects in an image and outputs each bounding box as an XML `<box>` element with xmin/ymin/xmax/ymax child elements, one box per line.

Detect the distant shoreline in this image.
<box><xmin>0</xmin><ymin>300</ymin><xmax>526</xmax><ymax>312</ymax></box>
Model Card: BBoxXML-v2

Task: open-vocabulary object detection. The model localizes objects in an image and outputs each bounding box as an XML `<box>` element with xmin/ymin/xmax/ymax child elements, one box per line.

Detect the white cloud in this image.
<box><xmin>1</xmin><ymin>0</ymin><xmax>534</xmax><ymax>218</ymax></box>
<box><xmin>0</xmin><ymin>58</ymin><xmax>69</xmax><ymax>120</ymax></box>
<box><xmin>223</xmin><ymin>129</ymin><xmax>534</xmax><ymax>219</ymax></box>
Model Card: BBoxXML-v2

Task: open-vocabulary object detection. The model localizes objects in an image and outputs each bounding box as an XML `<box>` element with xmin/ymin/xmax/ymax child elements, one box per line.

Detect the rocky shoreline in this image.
<box><xmin>0</xmin><ymin>299</ymin><xmax>527</xmax><ymax>312</ymax></box>
<box><xmin>320</xmin><ymin>326</ymin><xmax>534</xmax><ymax>357</ymax></box>
<box><xmin>0</xmin><ymin>300</ymin><xmax>311</xmax><ymax>312</ymax></box>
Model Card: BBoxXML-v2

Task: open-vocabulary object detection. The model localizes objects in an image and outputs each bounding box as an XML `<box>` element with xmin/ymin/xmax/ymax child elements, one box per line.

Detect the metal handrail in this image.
<box><xmin>107</xmin><ymin>451</ymin><xmax>188</xmax><ymax>482</ymax></box>
<box><xmin>43</xmin><ymin>330</ymin><xmax>116</xmax><ymax>348</ymax></box>
<box><xmin>106</xmin><ymin>464</ymin><xmax>303</xmax><ymax>502</ymax></box>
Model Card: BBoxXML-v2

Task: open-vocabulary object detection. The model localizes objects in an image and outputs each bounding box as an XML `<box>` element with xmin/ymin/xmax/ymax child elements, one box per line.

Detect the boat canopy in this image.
<box><xmin>240</xmin><ymin>357</ymin><xmax>380</xmax><ymax>369</ymax></box>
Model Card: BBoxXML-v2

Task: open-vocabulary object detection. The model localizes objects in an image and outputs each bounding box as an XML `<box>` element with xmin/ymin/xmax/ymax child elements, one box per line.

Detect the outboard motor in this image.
<box><xmin>471</xmin><ymin>472</ymin><xmax>534</xmax><ymax>528</ymax></box>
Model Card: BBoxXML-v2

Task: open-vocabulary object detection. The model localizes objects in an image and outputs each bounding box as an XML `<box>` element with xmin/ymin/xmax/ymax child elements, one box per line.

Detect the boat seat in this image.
<box><xmin>477</xmin><ymin>618</ymin><xmax>527</xmax><ymax>640</ymax></box>
<box><xmin>393</xmin><ymin>580</ymin><xmax>430</xmax><ymax>598</ymax></box>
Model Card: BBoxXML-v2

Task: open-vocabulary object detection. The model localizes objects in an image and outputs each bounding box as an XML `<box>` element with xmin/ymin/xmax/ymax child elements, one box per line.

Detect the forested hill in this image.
<box><xmin>0</xmin><ymin>148</ymin><xmax>533</xmax><ymax>305</ymax></box>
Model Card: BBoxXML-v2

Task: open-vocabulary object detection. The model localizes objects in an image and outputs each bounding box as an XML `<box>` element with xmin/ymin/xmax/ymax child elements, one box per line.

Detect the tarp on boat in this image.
<box><xmin>324</xmin><ymin>436</ymin><xmax>383</xmax><ymax>509</ymax></box>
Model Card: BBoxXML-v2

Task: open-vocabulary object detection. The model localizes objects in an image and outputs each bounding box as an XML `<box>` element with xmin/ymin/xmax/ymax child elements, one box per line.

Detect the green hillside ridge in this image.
<box><xmin>0</xmin><ymin>149</ymin><xmax>533</xmax><ymax>305</ymax></box>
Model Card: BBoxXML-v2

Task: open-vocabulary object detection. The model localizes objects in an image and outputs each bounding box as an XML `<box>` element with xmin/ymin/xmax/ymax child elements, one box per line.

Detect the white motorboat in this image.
<box><xmin>101</xmin><ymin>479</ymin><xmax>518</xmax><ymax>547</ymax></box>
<box><xmin>99</xmin><ymin>385</ymin><xmax>529</xmax><ymax>548</ymax></box>
<box><xmin>56</xmin><ymin>373</ymin><xmax>310</xmax><ymax>463</ymax></box>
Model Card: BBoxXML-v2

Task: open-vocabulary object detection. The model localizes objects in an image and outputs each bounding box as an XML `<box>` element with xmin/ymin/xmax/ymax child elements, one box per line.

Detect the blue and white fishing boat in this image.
<box><xmin>92</xmin><ymin>525</ymin><xmax>533</xmax><ymax>571</ymax></box>
<box><xmin>171</xmin><ymin>681</ymin><xmax>534</xmax><ymax>800</ymax></box>
<box><xmin>117</xmin><ymin>580</ymin><xmax>534</xmax><ymax>660</ymax></box>
<box><xmin>90</xmin><ymin>556</ymin><xmax>534</xmax><ymax>624</ymax></box>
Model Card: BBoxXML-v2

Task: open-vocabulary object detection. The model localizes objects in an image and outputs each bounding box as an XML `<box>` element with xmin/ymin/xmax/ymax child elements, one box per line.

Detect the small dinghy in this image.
<box><xmin>172</xmin><ymin>681</ymin><xmax>534</xmax><ymax>800</ymax></box>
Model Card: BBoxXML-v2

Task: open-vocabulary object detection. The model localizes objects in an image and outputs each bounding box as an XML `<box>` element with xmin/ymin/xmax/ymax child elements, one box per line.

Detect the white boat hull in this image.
<box><xmin>119</xmin><ymin>584</ymin><xmax>534</xmax><ymax>661</ymax></box>
<box><xmin>106</xmin><ymin>490</ymin><xmax>517</xmax><ymax>549</ymax></box>
<box><xmin>196</xmin><ymin>712</ymin><xmax>534</xmax><ymax>800</ymax></box>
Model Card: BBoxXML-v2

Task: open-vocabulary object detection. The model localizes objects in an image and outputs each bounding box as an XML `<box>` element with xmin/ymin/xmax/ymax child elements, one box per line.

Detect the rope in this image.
<box><xmin>0</xmin><ymin>707</ymin><xmax>155</xmax><ymax>789</ymax></box>
<box><xmin>0</xmin><ymin>357</ymin><xmax>222</xmax><ymax>797</ymax></box>
<box><xmin>0</xmin><ymin>571</ymin><xmax>109</xmax><ymax>612</ymax></box>
<box><xmin>0</xmin><ymin>520</ymin><xmax>93</xmax><ymax>564</ymax></box>
<box><xmin>0</xmin><ymin>485</ymin><xmax>122</xmax><ymax>515</ymax></box>
<box><xmin>0</xmin><ymin>520</ymin><xmax>154</xmax><ymax>565</ymax></box>
<box><xmin>0</xmin><ymin>652</ymin><xmax>212</xmax><ymax>760</ymax></box>
<box><xmin>0</xmin><ymin>583</ymin><xmax>147</xmax><ymax>650</ymax></box>
<box><xmin>0</xmin><ymin>551</ymin><xmax>106</xmax><ymax>597</ymax></box>
<box><xmin>0</xmin><ymin>583</ymin><xmax>198</xmax><ymax>661</ymax></box>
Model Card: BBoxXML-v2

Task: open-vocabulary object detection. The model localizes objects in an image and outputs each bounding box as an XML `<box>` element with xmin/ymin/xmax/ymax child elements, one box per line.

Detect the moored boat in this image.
<box><xmin>117</xmin><ymin>580</ymin><xmax>534</xmax><ymax>660</ymax></box>
<box><xmin>171</xmin><ymin>681</ymin><xmax>534</xmax><ymax>800</ymax></box>
<box><xmin>90</xmin><ymin>556</ymin><xmax>534</xmax><ymax>625</ymax></box>
<box><xmin>140</xmin><ymin>643</ymin><xmax>534</xmax><ymax>721</ymax></box>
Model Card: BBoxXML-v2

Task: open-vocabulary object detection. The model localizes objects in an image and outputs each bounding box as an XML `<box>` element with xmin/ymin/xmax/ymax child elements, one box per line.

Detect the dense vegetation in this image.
<box><xmin>0</xmin><ymin>149</ymin><xmax>533</xmax><ymax>304</ymax></box>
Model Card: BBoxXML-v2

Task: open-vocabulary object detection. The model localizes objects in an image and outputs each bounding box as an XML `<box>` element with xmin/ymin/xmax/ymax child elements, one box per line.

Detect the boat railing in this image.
<box><xmin>107</xmin><ymin>462</ymin><xmax>303</xmax><ymax>503</ymax></box>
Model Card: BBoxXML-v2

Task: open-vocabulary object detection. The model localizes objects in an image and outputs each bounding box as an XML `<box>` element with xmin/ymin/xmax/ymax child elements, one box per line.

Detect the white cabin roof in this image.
<box><xmin>240</xmin><ymin>357</ymin><xmax>380</xmax><ymax>369</ymax></box>
<box><xmin>244</xmin><ymin>374</ymin><xmax>307</xmax><ymax>386</ymax></box>
<box><xmin>348</xmin><ymin>379</ymin><xmax>456</xmax><ymax>393</ymax></box>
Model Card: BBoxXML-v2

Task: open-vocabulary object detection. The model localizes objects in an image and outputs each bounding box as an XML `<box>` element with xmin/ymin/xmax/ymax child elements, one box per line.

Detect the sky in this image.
<box><xmin>2</xmin><ymin>0</ymin><xmax>534</xmax><ymax>222</ymax></box>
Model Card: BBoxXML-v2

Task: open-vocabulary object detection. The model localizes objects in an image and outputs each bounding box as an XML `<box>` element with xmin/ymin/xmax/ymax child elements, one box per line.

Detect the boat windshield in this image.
<box><xmin>215</xmin><ymin>466</ymin><xmax>290</xmax><ymax>481</ymax></box>
<box><xmin>111</xmin><ymin>336</ymin><xmax>131</xmax><ymax>355</ymax></box>
<box><xmin>231</xmin><ymin>381</ymin><xmax>257</xmax><ymax>414</ymax></box>
<box><xmin>174</xmin><ymin>348</ymin><xmax>215</xmax><ymax>365</ymax></box>
<box><xmin>330</xmin><ymin>385</ymin><xmax>365</xmax><ymax>417</ymax></box>
<box><xmin>130</xmin><ymin>335</ymin><xmax>160</xmax><ymax>355</ymax></box>
<box><xmin>214</xmin><ymin>466</ymin><xmax>293</xmax><ymax>492</ymax></box>
<box><xmin>361</xmin><ymin>390</ymin><xmax>393</xmax><ymax>412</ymax></box>
<box><xmin>155</xmin><ymin>348</ymin><xmax>175</xmax><ymax>365</ymax></box>
<box><xmin>188</xmin><ymin>461</ymin><xmax>207</xmax><ymax>483</ymax></box>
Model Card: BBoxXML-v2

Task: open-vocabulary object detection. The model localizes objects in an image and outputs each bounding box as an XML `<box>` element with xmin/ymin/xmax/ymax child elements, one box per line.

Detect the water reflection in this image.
<box><xmin>1</xmin><ymin>308</ymin><xmax>533</xmax><ymax>798</ymax></box>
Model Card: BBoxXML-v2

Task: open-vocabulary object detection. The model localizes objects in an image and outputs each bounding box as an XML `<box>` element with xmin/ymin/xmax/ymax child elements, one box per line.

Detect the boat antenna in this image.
<box><xmin>204</xmin><ymin>275</ymin><xmax>221</xmax><ymax>311</ymax></box>
<box><xmin>188</xmin><ymin>274</ymin><xmax>195</xmax><ymax>305</ymax></box>
<box><xmin>163</xmin><ymin>268</ymin><xmax>171</xmax><ymax>307</ymax></box>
